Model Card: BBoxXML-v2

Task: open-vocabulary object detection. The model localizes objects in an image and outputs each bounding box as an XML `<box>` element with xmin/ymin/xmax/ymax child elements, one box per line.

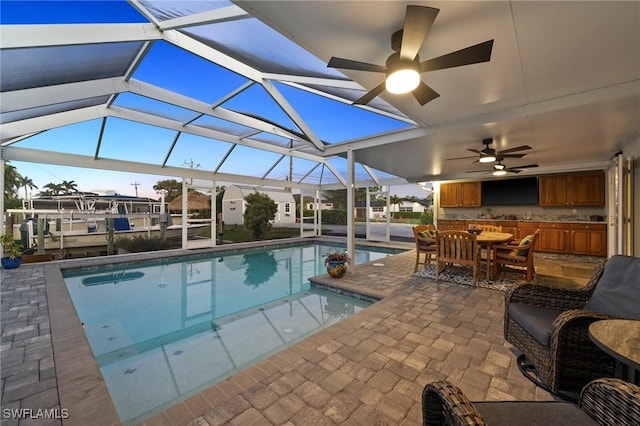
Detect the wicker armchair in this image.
<box><xmin>413</xmin><ymin>225</ymin><xmax>437</xmax><ymax>272</ymax></box>
<box><xmin>505</xmin><ymin>255</ymin><xmax>640</xmax><ymax>395</ymax></box>
<box><xmin>422</xmin><ymin>378</ymin><xmax>640</xmax><ymax>426</ymax></box>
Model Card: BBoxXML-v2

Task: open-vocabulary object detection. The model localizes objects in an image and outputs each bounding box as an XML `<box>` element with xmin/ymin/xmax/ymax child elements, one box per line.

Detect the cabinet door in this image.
<box><xmin>439</xmin><ymin>183</ymin><xmax>459</xmax><ymax>207</ymax></box>
<box><xmin>539</xmin><ymin>176</ymin><xmax>569</xmax><ymax>206</ymax></box>
<box><xmin>539</xmin><ymin>227</ymin><xmax>570</xmax><ymax>253</ymax></box>
<box><xmin>571</xmin><ymin>224</ymin><xmax>607</xmax><ymax>256</ymax></box>
<box><xmin>459</xmin><ymin>182</ymin><xmax>481</xmax><ymax>207</ymax></box>
<box><xmin>571</xmin><ymin>173</ymin><xmax>605</xmax><ymax>206</ymax></box>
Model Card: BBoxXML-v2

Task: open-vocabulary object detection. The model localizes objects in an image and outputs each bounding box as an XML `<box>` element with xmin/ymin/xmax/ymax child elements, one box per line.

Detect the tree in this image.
<box><xmin>17</xmin><ymin>175</ymin><xmax>37</xmax><ymax>200</ymax></box>
<box><xmin>41</xmin><ymin>183</ymin><xmax>64</xmax><ymax>196</ymax></box>
<box><xmin>3</xmin><ymin>162</ymin><xmax>22</xmax><ymax>209</ymax></box>
<box><xmin>243</xmin><ymin>192</ymin><xmax>278</xmax><ymax>239</ymax></box>
<box><xmin>153</xmin><ymin>179</ymin><xmax>182</xmax><ymax>202</ymax></box>
<box><xmin>61</xmin><ymin>180</ymin><xmax>78</xmax><ymax>194</ymax></box>
<box><xmin>390</xmin><ymin>195</ymin><xmax>402</xmax><ymax>218</ymax></box>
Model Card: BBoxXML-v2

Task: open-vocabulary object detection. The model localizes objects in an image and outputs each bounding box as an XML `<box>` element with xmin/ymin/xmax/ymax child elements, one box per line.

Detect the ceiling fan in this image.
<box><xmin>467</xmin><ymin>156</ymin><xmax>539</xmax><ymax>176</ymax></box>
<box><xmin>326</xmin><ymin>5</ymin><xmax>494</xmax><ymax>106</ymax></box>
<box><xmin>447</xmin><ymin>138</ymin><xmax>533</xmax><ymax>163</ymax></box>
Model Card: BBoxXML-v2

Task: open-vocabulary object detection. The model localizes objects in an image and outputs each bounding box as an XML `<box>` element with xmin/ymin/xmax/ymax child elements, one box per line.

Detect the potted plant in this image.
<box><xmin>324</xmin><ymin>250</ymin><xmax>351</xmax><ymax>278</ymax></box>
<box><xmin>1</xmin><ymin>234</ymin><xmax>23</xmax><ymax>269</ymax></box>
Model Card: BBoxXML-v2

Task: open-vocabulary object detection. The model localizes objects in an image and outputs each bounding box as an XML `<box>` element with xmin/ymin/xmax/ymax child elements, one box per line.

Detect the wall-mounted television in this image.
<box><xmin>481</xmin><ymin>177</ymin><xmax>538</xmax><ymax>205</ymax></box>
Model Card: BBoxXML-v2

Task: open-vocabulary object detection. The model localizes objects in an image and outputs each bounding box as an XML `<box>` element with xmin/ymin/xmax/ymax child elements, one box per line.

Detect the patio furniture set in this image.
<box><xmin>416</xmin><ymin>250</ymin><xmax>640</xmax><ymax>425</ymax></box>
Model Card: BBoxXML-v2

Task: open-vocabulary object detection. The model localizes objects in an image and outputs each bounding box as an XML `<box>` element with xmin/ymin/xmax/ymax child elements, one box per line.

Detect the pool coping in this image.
<box><xmin>46</xmin><ymin>236</ymin><xmax>413</xmax><ymax>425</ymax></box>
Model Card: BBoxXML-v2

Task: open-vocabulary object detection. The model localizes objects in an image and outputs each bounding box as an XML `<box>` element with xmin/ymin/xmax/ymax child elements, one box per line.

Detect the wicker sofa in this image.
<box><xmin>422</xmin><ymin>378</ymin><xmax>640</xmax><ymax>426</ymax></box>
<box><xmin>504</xmin><ymin>255</ymin><xmax>640</xmax><ymax>395</ymax></box>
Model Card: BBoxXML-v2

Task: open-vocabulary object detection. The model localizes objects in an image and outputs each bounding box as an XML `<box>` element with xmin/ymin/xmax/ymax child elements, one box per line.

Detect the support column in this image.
<box><xmin>182</xmin><ymin>178</ymin><xmax>188</xmax><ymax>249</ymax></box>
<box><xmin>347</xmin><ymin>148</ymin><xmax>355</xmax><ymax>273</ymax></box>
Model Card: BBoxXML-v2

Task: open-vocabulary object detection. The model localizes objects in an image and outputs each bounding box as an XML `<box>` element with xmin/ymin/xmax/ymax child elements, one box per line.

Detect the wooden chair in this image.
<box><xmin>435</xmin><ymin>231</ymin><xmax>481</xmax><ymax>287</ymax></box>
<box><xmin>467</xmin><ymin>223</ymin><xmax>502</xmax><ymax>232</ymax></box>
<box><xmin>413</xmin><ymin>225</ymin><xmax>437</xmax><ymax>272</ymax></box>
<box><xmin>492</xmin><ymin>229</ymin><xmax>539</xmax><ymax>282</ymax></box>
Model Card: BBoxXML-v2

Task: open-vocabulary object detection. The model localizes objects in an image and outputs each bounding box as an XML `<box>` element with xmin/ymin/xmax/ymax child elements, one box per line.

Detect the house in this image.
<box><xmin>222</xmin><ymin>185</ymin><xmax>296</xmax><ymax>225</ymax></box>
<box><xmin>390</xmin><ymin>198</ymin><xmax>431</xmax><ymax>216</ymax></box>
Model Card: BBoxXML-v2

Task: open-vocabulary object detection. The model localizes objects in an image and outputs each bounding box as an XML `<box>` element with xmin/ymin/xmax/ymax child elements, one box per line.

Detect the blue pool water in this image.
<box><xmin>62</xmin><ymin>242</ymin><xmax>403</xmax><ymax>423</ymax></box>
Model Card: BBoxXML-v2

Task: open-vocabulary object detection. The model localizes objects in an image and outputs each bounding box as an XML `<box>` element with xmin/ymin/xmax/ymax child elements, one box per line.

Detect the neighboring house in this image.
<box><xmin>304</xmin><ymin>200</ymin><xmax>334</xmax><ymax>210</ymax></box>
<box><xmin>222</xmin><ymin>185</ymin><xmax>296</xmax><ymax>225</ymax></box>
<box><xmin>355</xmin><ymin>200</ymin><xmax>388</xmax><ymax>219</ymax></box>
<box><xmin>389</xmin><ymin>198</ymin><xmax>431</xmax><ymax>215</ymax></box>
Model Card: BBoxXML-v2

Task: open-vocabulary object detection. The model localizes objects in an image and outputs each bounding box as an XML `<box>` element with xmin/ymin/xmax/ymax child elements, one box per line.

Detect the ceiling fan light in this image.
<box><xmin>386</xmin><ymin>68</ymin><xmax>420</xmax><ymax>94</ymax></box>
<box><xmin>493</xmin><ymin>169</ymin><xmax>507</xmax><ymax>176</ymax></box>
<box><xmin>479</xmin><ymin>155</ymin><xmax>496</xmax><ymax>163</ymax></box>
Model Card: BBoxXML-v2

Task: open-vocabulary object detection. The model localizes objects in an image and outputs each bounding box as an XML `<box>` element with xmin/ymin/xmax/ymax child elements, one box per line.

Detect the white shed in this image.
<box><xmin>222</xmin><ymin>185</ymin><xmax>297</xmax><ymax>225</ymax></box>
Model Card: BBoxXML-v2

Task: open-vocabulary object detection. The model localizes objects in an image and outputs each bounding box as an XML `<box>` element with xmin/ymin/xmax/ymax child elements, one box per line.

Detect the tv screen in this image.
<box><xmin>481</xmin><ymin>177</ymin><xmax>538</xmax><ymax>205</ymax></box>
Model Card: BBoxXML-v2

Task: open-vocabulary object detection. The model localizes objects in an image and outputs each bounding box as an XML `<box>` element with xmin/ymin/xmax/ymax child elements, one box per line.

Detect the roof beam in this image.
<box><xmin>0</xmin><ymin>23</ymin><xmax>162</xmax><ymax>48</ymax></box>
<box><xmin>261</xmin><ymin>79</ymin><xmax>325</xmax><ymax>151</ymax></box>
<box><xmin>158</xmin><ymin>5</ymin><xmax>250</xmax><ymax>30</ymax></box>
<box><xmin>3</xmin><ymin>146</ymin><xmax>322</xmax><ymax>191</ymax></box>
<box><xmin>0</xmin><ymin>77</ymin><xmax>128</xmax><ymax>113</ymax></box>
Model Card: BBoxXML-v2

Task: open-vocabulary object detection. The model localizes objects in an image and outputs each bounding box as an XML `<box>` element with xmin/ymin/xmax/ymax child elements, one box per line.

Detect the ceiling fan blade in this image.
<box><xmin>353</xmin><ymin>81</ymin><xmax>386</xmax><ymax>105</ymax></box>
<box><xmin>501</xmin><ymin>153</ymin><xmax>527</xmax><ymax>159</ymax></box>
<box><xmin>467</xmin><ymin>149</ymin><xmax>483</xmax><ymax>154</ymax></box>
<box><xmin>327</xmin><ymin>57</ymin><xmax>387</xmax><ymax>73</ymax></box>
<box><xmin>412</xmin><ymin>81</ymin><xmax>440</xmax><ymax>105</ymax></box>
<box><xmin>399</xmin><ymin>6</ymin><xmax>439</xmax><ymax>60</ymax></box>
<box><xmin>446</xmin><ymin>155</ymin><xmax>478</xmax><ymax>161</ymax></box>
<box><xmin>498</xmin><ymin>145</ymin><xmax>532</xmax><ymax>154</ymax></box>
<box><xmin>419</xmin><ymin>39</ymin><xmax>494</xmax><ymax>72</ymax></box>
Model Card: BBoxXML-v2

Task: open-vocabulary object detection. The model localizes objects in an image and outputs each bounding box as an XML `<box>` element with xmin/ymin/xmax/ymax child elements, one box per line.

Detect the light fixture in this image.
<box><xmin>493</xmin><ymin>163</ymin><xmax>507</xmax><ymax>176</ymax></box>
<box><xmin>479</xmin><ymin>155</ymin><xmax>497</xmax><ymax>163</ymax></box>
<box><xmin>385</xmin><ymin>60</ymin><xmax>420</xmax><ymax>94</ymax></box>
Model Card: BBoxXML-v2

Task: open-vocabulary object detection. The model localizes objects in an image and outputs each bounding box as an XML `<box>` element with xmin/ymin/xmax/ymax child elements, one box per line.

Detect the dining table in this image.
<box><xmin>474</xmin><ymin>231</ymin><xmax>514</xmax><ymax>280</ymax></box>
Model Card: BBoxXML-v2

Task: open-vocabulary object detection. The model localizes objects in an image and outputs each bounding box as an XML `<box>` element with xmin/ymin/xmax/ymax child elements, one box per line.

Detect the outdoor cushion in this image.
<box><xmin>507</xmin><ymin>303</ymin><xmax>562</xmax><ymax>346</ymax></box>
<box><xmin>585</xmin><ymin>255</ymin><xmax>640</xmax><ymax>319</ymax></box>
<box><xmin>515</xmin><ymin>234</ymin><xmax>534</xmax><ymax>256</ymax></box>
<box><xmin>474</xmin><ymin>401</ymin><xmax>598</xmax><ymax>426</ymax></box>
<box><xmin>418</xmin><ymin>231</ymin><xmax>436</xmax><ymax>245</ymax></box>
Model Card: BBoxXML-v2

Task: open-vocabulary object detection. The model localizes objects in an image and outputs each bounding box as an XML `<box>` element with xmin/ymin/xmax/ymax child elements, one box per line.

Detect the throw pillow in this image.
<box><xmin>516</xmin><ymin>234</ymin><xmax>534</xmax><ymax>256</ymax></box>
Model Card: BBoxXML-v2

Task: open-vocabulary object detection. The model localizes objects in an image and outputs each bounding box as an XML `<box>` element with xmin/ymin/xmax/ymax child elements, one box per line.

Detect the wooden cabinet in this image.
<box><xmin>539</xmin><ymin>172</ymin><xmax>605</xmax><ymax>207</ymax></box>
<box><xmin>440</xmin><ymin>182</ymin><xmax>481</xmax><ymax>208</ymax></box>
<box><xmin>570</xmin><ymin>223</ymin><xmax>607</xmax><ymax>256</ymax></box>
<box><xmin>538</xmin><ymin>223</ymin><xmax>571</xmax><ymax>253</ymax></box>
<box><xmin>436</xmin><ymin>219</ymin><xmax>465</xmax><ymax>231</ymax></box>
<box><xmin>516</xmin><ymin>222</ymin><xmax>539</xmax><ymax>240</ymax></box>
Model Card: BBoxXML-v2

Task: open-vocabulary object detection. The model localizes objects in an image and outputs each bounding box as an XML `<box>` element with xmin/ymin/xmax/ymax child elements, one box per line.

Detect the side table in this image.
<box><xmin>589</xmin><ymin>319</ymin><xmax>640</xmax><ymax>385</ymax></box>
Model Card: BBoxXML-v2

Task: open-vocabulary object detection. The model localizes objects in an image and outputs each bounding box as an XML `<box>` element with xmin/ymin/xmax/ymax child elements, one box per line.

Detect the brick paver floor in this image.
<box><xmin>1</xmin><ymin>240</ymin><xmax>595</xmax><ymax>425</ymax></box>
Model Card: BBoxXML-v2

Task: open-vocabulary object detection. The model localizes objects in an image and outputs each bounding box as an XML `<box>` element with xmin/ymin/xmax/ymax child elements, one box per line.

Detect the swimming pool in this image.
<box><xmin>62</xmin><ymin>242</ymin><xmax>403</xmax><ymax>423</ymax></box>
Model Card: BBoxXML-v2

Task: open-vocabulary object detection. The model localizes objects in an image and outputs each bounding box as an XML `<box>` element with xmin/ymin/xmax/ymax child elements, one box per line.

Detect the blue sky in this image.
<box><xmin>3</xmin><ymin>0</ymin><xmax>427</xmax><ymax>198</ymax></box>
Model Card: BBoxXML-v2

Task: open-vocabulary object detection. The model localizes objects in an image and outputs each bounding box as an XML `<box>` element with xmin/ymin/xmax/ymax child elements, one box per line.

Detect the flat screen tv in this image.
<box><xmin>481</xmin><ymin>177</ymin><xmax>538</xmax><ymax>205</ymax></box>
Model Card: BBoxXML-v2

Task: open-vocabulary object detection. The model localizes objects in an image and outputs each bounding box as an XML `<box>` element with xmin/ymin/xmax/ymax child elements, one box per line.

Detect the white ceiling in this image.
<box><xmin>241</xmin><ymin>0</ymin><xmax>640</xmax><ymax>182</ymax></box>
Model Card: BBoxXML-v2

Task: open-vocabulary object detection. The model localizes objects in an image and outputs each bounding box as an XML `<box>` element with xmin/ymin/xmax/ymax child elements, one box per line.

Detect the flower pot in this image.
<box><xmin>326</xmin><ymin>260</ymin><xmax>348</xmax><ymax>278</ymax></box>
<box><xmin>1</xmin><ymin>256</ymin><xmax>22</xmax><ymax>269</ymax></box>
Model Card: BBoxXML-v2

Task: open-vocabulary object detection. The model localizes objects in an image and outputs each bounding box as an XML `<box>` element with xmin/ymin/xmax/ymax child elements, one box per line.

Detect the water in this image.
<box><xmin>62</xmin><ymin>242</ymin><xmax>403</xmax><ymax>423</ymax></box>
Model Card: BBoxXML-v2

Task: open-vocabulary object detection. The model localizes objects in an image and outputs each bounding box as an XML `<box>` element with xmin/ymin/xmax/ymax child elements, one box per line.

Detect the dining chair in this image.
<box><xmin>435</xmin><ymin>230</ymin><xmax>481</xmax><ymax>287</ymax></box>
<box><xmin>413</xmin><ymin>225</ymin><xmax>437</xmax><ymax>272</ymax></box>
<box><xmin>492</xmin><ymin>229</ymin><xmax>539</xmax><ymax>282</ymax></box>
<box><xmin>468</xmin><ymin>223</ymin><xmax>503</xmax><ymax>232</ymax></box>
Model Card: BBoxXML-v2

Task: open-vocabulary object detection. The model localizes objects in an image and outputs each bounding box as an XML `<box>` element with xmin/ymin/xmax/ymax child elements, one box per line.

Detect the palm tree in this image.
<box><xmin>61</xmin><ymin>180</ymin><xmax>78</xmax><ymax>194</ymax></box>
<box><xmin>390</xmin><ymin>195</ymin><xmax>402</xmax><ymax>219</ymax></box>
<box><xmin>3</xmin><ymin>163</ymin><xmax>22</xmax><ymax>208</ymax></box>
<box><xmin>42</xmin><ymin>183</ymin><xmax>64</xmax><ymax>196</ymax></box>
<box><xmin>17</xmin><ymin>175</ymin><xmax>37</xmax><ymax>200</ymax></box>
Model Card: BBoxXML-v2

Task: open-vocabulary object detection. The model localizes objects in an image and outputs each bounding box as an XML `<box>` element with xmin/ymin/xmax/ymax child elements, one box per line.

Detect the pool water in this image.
<box><xmin>62</xmin><ymin>242</ymin><xmax>402</xmax><ymax>423</ymax></box>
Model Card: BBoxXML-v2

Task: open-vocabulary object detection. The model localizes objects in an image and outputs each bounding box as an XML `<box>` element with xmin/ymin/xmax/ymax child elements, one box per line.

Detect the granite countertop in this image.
<box><xmin>443</xmin><ymin>217</ymin><xmax>607</xmax><ymax>224</ymax></box>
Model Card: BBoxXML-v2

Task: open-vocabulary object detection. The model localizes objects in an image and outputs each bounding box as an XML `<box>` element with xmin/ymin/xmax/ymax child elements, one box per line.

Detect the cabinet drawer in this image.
<box><xmin>539</xmin><ymin>222</ymin><xmax>569</xmax><ymax>229</ymax></box>
<box><xmin>517</xmin><ymin>222</ymin><xmax>539</xmax><ymax>229</ymax></box>
<box><xmin>570</xmin><ymin>223</ymin><xmax>606</xmax><ymax>231</ymax></box>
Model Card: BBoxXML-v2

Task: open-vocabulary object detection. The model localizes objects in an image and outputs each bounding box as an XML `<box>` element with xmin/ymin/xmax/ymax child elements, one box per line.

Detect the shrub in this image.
<box><xmin>243</xmin><ymin>192</ymin><xmax>278</xmax><ymax>239</ymax></box>
<box><xmin>116</xmin><ymin>235</ymin><xmax>176</xmax><ymax>252</ymax></box>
